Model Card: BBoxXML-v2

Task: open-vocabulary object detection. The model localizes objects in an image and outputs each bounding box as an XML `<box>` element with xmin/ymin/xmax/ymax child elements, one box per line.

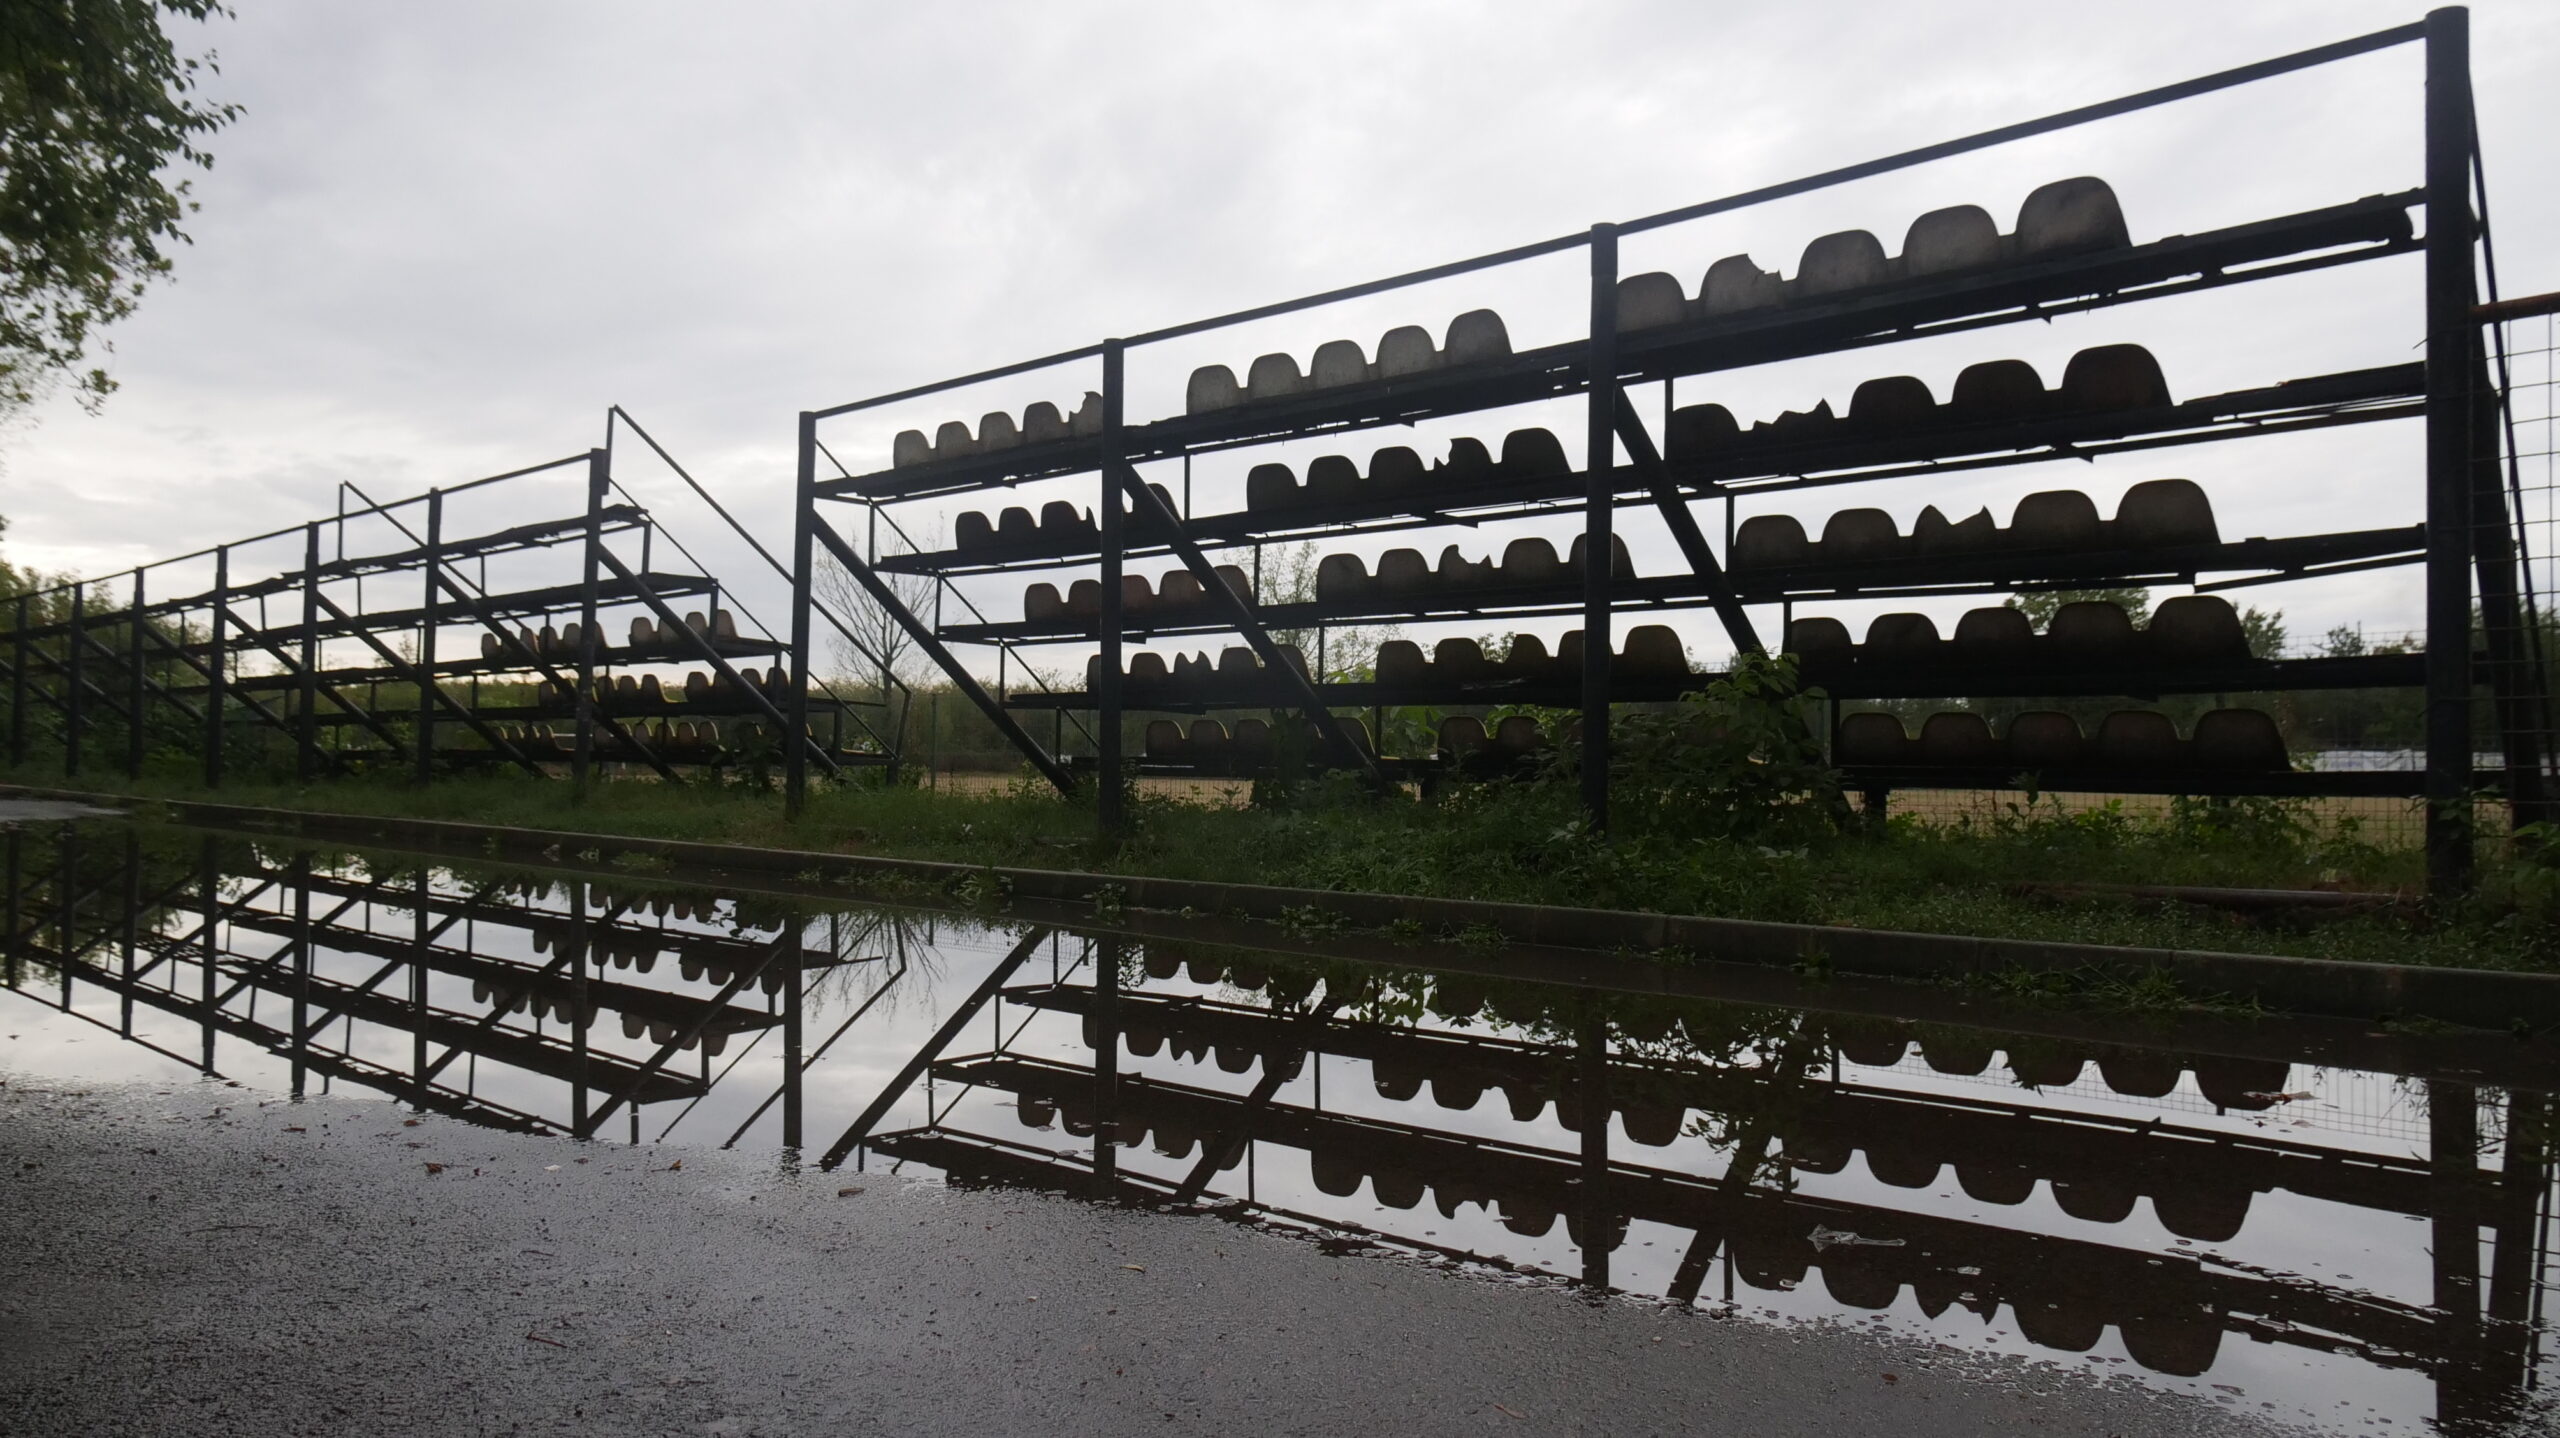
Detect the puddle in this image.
<box><xmin>3</xmin><ymin>816</ymin><xmax>2556</xmax><ymax>1433</ymax></box>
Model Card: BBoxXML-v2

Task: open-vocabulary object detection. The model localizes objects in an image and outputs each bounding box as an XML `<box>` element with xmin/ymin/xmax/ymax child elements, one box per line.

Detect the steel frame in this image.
<box><xmin>2</xmin><ymin>413</ymin><xmax>904</xmax><ymax>789</ymax></box>
<box><xmin>777</xmin><ymin>7</ymin><xmax>2549</xmax><ymax>895</ymax></box>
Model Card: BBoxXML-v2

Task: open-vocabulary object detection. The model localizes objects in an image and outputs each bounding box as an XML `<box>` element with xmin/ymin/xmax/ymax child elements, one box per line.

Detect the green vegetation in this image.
<box><xmin>1</xmin><ymin>0</ymin><xmax>240</xmax><ymax>415</ymax></box>
<box><xmin>15</xmin><ymin>652</ymin><xmax>2556</xmax><ymax>976</ymax></box>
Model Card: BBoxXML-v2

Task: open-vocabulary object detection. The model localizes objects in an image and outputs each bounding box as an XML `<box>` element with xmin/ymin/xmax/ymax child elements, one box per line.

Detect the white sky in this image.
<box><xmin>5</xmin><ymin>1</ymin><xmax>2557</xmax><ymax>677</ymax></box>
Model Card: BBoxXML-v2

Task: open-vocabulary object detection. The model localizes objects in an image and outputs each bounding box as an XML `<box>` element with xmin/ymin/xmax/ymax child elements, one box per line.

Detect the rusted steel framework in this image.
<box><xmin>787</xmin><ymin>11</ymin><xmax>2543</xmax><ymax>889</ymax></box>
<box><xmin>1</xmin><ymin>413</ymin><xmax>904</xmax><ymax>788</ymax></box>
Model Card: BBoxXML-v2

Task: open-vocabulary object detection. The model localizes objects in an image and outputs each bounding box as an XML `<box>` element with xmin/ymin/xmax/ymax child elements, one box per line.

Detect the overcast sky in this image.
<box><xmin>6</xmin><ymin>1</ymin><xmax>2557</xmax><ymax>677</ymax></box>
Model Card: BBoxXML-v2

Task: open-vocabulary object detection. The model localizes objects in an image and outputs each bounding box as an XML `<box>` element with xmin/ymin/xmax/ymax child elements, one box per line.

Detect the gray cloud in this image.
<box><xmin>7</xmin><ymin>0</ymin><xmax>2556</xmax><ymax>672</ymax></box>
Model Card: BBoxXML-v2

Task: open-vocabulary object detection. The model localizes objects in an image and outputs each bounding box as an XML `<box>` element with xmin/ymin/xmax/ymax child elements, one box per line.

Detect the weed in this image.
<box><xmin>952</xmin><ymin>868</ymin><xmax>1011</xmax><ymax>912</ymax></box>
<box><xmin>1278</xmin><ymin>904</ymin><xmax>1346</xmax><ymax>938</ymax></box>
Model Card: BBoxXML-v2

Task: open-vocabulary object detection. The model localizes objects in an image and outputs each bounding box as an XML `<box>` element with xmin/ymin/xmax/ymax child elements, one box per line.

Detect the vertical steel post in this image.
<box><xmin>289</xmin><ymin>853</ymin><xmax>310</xmax><ymax>1098</ymax></box>
<box><xmin>10</xmin><ymin>594</ymin><xmax>27</xmax><ymax>768</ymax></box>
<box><xmin>782</xmin><ymin>927</ymin><xmax>805</xmax><ymax>1151</ymax></box>
<box><xmin>416</xmin><ymin>490</ymin><xmax>442</xmax><ymax>783</ymax></box>
<box><xmin>1097</xmin><ymin>341</ymin><xmax>1127</xmax><ymax>835</ymax></box>
<box><xmin>411</xmin><ymin>868</ymin><xmax>429</xmax><ymax>1102</ymax></box>
<box><xmin>785</xmin><ymin>412</ymin><xmax>818</xmax><ymax>817</ymax></box>
<box><xmin>125</xmin><ymin>569</ymin><xmax>145</xmax><ymax>778</ymax></box>
<box><xmin>205</xmin><ymin>547</ymin><xmax>227</xmax><ymax>786</ymax></box>
<box><xmin>1092</xmin><ymin>936</ymin><xmax>1120</xmax><ymax>1193</ymax></box>
<box><xmin>2427</xmin><ymin>1080</ymin><xmax>2483</xmax><ymax>1386</ymax></box>
<box><xmin>199</xmin><ymin>835</ymin><xmax>217</xmax><ymax>1070</ymax></box>
<box><xmin>54</xmin><ymin>827</ymin><xmax>71</xmax><ymax>1008</ymax></box>
<box><xmin>4</xmin><ymin>830</ymin><xmax>19</xmax><ymax>989</ymax></box>
<box><xmin>65</xmin><ymin>582</ymin><xmax>83</xmax><ymax>776</ymax></box>
<box><xmin>575</xmin><ymin>450</ymin><xmax>606</xmax><ymax>797</ymax></box>
<box><xmin>569</xmin><ymin>875</ymin><xmax>591</xmax><ymax>1136</ymax></box>
<box><xmin>2421</xmin><ymin>6</ymin><xmax>2477</xmax><ymax>894</ymax></box>
<box><xmin>297</xmin><ymin>525</ymin><xmax>320</xmax><ymax>781</ymax></box>
<box><xmin>118</xmin><ymin>829</ymin><xmax>138</xmax><ymax>1034</ymax></box>
<box><xmin>1578</xmin><ymin>1013</ymin><xmax>1611</xmax><ymax>1292</ymax></box>
<box><xmin>1582</xmin><ymin>225</ymin><xmax>1620</xmax><ymax>829</ymax></box>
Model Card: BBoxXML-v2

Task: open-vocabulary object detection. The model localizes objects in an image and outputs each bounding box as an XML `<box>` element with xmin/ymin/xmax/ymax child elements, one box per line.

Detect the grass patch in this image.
<box><xmin>16</xmin><ymin>758</ymin><xmax>2557</xmax><ymax>973</ymax></box>
<box><xmin>13</xmin><ymin>659</ymin><xmax>2554</xmax><ymax>975</ymax></box>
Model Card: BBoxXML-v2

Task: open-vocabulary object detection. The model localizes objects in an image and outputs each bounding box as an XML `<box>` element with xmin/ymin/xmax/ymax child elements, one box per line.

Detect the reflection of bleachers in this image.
<box><xmin>892</xmin><ymin>1051</ymin><xmax>2449</xmax><ymax>1379</ymax></box>
<box><xmin>1005</xmin><ymin>985</ymin><xmax>2428</xmax><ymax>1225</ymax></box>
<box><xmin>211</xmin><ymin>959</ymin><xmax>704</xmax><ymax>1104</ymax></box>
<box><xmin>222</xmin><ymin>908</ymin><xmax>775</xmax><ymax>1058</ymax></box>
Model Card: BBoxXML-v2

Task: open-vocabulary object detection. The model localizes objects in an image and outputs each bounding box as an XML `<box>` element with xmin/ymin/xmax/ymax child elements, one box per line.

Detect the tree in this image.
<box><xmin>813</xmin><ymin>553</ymin><xmax>932</xmax><ymax>701</ymax></box>
<box><xmin>1256</xmin><ymin>541</ymin><xmax>1401</xmax><ymax>682</ymax></box>
<box><xmin>1</xmin><ymin>1</ymin><xmax>239</xmax><ymax>415</ymax></box>
<box><xmin>2004</xmin><ymin>586</ymin><xmax>2153</xmax><ymax>629</ymax></box>
<box><xmin>811</xmin><ymin>526</ymin><xmax>950</xmax><ymax>763</ymax></box>
<box><xmin>2005</xmin><ymin>584</ymin><xmax>2285</xmax><ymax>657</ymax></box>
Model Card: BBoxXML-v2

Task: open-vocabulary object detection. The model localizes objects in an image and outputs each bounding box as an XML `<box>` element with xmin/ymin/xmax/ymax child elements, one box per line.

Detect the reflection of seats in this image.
<box><xmin>2012</xmin><ymin>1298</ymin><xmax>2106</xmax><ymax>1353</ymax></box>
<box><xmin>2152</xmin><ymin>1186</ymin><xmax>2252</xmax><ymax>1244</ymax></box>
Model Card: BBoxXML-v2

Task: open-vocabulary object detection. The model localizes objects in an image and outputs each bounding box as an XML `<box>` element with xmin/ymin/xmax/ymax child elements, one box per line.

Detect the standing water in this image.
<box><xmin>3</xmin><ymin>817</ymin><xmax>2554</xmax><ymax>1433</ymax></box>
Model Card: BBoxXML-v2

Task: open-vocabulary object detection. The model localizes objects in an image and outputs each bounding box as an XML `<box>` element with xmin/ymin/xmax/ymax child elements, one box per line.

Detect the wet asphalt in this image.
<box><xmin>0</xmin><ymin>1075</ymin><xmax>2286</xmax><ymax>1438</ymax></box>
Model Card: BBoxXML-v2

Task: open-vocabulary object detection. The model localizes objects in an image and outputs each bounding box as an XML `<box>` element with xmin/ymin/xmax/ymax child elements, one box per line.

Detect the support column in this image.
<box><xmin>416</xmin><ymin>490</ymin><xmax>442</xmax><ymax>783</ymax></box>
<box><xmin>1097</xmin><ymin>340</ymin><xmax>1127</xmax><ymax>836</ymax></box>
<box><xmin>118</xmin><ymin>829</ymin><xmax>138</xmax><ymax>1034</ymax></box>
<box><xmin>569</xmin><ymin>875</ymin><xmax>590</xmax><ymax>1135</ymax></box>
<box><xmin>2421</xmin><ymin>5</ymin><xmax>2478</xmax><ymax>894</ymax></box>
<box><xmin>2428</xmin><ymin>1078</ymin><xmax>2485</xmax><ymax>1429</ymax></box>
<box><xmin>297</xmin><ymin>526</ymin><xmax>320</xmax><ymax>782</ymax></box>
<box><xmin>11</xmin><ymin>594</ymin><xmax>27</xmax><ymax>769</ymax></box>
<box><xmin>410</xmin><ymin>868</ymin><xmax>430</xmax><ymax>1104</ymax></box>
<box><xmin>125</xmin><ymin>569</ymin><xmax>146</xmax><ymax>778</ymax></box>
<box><xmin>5</xmin><ymin>829</ymin><xmax>20</xmax><ymax>990</ymax></box>
<box><xmin>1578</xmin><ymin>1013</ymin><xmax>1612</xmax><ymax>1292</ymax></box>
<box><xmin>289</xmin><ymin>853</ymin><xmax>311</xmax><ymax>1098</ymax></box>
<box><xmin>785</xmin><ymin>412</ymin><xmax>818</xmax><ymax>817</ymax></box>
<box><xmin>198</xmin><ymin>834</ymin><xmax>217</xmax><ymax>1071</ymax></box>
<box><xmin>1582</xmin><ymin>225</ymin><xmax>1619</xmax><ymax>828</ymax></box>
<box><xmin>205</xmin><ymin>547</ymin><xmax>227</xmax><ymax>787</ymax></box>
<box><xmin>574</xmin><ymin>450</ymin><xmax>606</xmax><ymax>797</ymax></box>
<box><xmin>782</xmin><ymin>928</ymin><xmax>805</xmax><ymax>1151</ymax></box>
<box><xmin>1093</xmin><ymin>936</ymin><xmax>1121</xmax><ymax>1194</ymax></box>
<box><xmin>65</xmin><ymin>582</ymin><xmax>83</xmax><ymax>777</ymax></box>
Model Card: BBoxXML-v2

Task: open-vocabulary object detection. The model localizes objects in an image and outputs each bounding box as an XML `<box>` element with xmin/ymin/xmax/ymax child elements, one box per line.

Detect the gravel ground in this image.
<box><xmin>0</xmin><ymin>1073</ymin><xmax>2287</xmax><ymax>1438</ymax></box>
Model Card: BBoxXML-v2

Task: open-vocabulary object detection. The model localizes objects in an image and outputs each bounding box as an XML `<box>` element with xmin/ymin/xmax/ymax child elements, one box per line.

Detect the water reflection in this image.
<box><xmin>2</xmin><ymin>820</ymin><xmax>2554</xmax><ymax>1433</ymax></box>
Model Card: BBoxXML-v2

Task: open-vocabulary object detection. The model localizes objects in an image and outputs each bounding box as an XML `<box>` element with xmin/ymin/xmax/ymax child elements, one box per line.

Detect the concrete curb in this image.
<box><xmin>14</xmin><ymin>784</ymin><xmax>2557</xmax><ymax>1030</ymax></box>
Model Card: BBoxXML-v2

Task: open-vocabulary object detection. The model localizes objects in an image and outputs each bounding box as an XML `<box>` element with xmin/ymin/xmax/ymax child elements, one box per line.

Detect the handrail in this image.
<box><xmin>5</xmin><ymin>451</ymin><xmax>592</xmax><ymax>602</ymax></box>
<box><xmin>607</xmin><ymin>407</ymin><xmax>914</xmax><ymax>724</ymax></box>
<box><xmin>810</xmin><ymin>342</ymin><xmax>1107</xmax><ymax>422</ymax></box>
